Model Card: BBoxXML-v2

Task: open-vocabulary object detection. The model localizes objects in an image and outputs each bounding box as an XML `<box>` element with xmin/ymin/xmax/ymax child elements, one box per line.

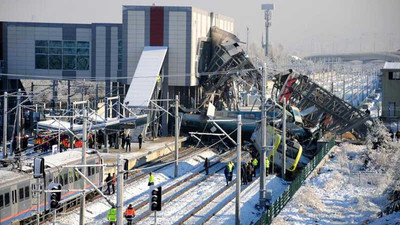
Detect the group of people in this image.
<box><xmin>106</xmin><ymin>172</ymin><xmax>155</xmax><ymax>224</ymax></box>
<box><xmin>107</xmin><ymin>204</ymin><xmax>136</xmax><ymax>225</ymax></box>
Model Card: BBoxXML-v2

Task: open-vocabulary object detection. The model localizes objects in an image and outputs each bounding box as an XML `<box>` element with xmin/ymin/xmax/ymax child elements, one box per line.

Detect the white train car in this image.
<box><xmin>0</xmin><ymin>149</ymin><xmax>103</xmax><ymax>225</ymax></box>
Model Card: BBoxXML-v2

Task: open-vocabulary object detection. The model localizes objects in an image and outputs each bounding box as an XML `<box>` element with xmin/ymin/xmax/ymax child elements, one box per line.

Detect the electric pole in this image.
<box><xmin>282</xmin><ymin>97</ymin><xmax>287</xmax><ymax>180</ymax></box>
<box><xmin>174</xmin><ymin>95</ymin><xmax>179</xmax><ymax>178</ymax></box>
<box><xmin>17</xmin><ymin>89</ymin><xmax>21</xmax><ymax>153</ymax></box>
<box><xmin>116</xmin><ymin>154</ymin><xmax>124</xmax><ymax>225</ymax></box>
<box><xmin>79</xmin><ymin>108</ymin><xmax>87</xmax><ymax>225</ymax></box>
<box><xmin>235</xmin><ymin>114</ymin><xmax>242</xmax><ymax>225</ymax></box>
<box><xmin>3</xmin><ymin>92</ymin><xmax>7</xmax><ymax>158</ymax></box>
<box><xmin>259</xmin><ymin>63</ymin><xmax>267</xmax><ymax>207</ymax></box>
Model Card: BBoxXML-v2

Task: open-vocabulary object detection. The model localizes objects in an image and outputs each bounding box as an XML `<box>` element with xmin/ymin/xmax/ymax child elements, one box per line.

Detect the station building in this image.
<box><xmin>0</xmin><ymin>5</ymin><xmax>234</xmax><ymax>108</ymax></box>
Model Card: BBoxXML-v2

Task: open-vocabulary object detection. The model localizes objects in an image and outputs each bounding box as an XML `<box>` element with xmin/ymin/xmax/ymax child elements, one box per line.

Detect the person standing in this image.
<box><xmin>204</xmin><ymin>158</ymin><xmax>210</xmax><ymax>175</ymax></box>
<box><xmin>266</xmin><ymin>157</ymin><xmax>270</xmax><ymax>176</ymax></box>
<box><xmin>246</xmin><ymin>162</ymin><xmax>253</xmax><ymax>183</ymax></box>
<box><xmin>241</xmin><ymin>164</ymin><xmax>247</xmax><ymax>185</ymax></box>
<box><xmin>125</xmin><ymin>134</ymin><xmax>131</xmax><ymax>152</ymax></box>
<box><xmin>111</xmin><ymin>173</ymin><xmax>116</xmax><ymax>194</ymax></box>
<box><xmin>124</xmin><ymin>204</ymin><xmax>136</xmax><ymax>225</ymax></box>
<box><xmin>121</xmin><ymin>131</ymin><xmax>126</xmax><ymax>149</ymax></box>
<box><xmin>251</xmin><ymin>157</ymin><xmax>258</xmax><ymax>177</ymax></box>
<box><xmin>148</xmin><ymin>172</ymin><xmax>154</xmax><ymax>186</ymax></box>
<box><xmin>396</xmin><ymin>130</ymin><xmax>400</xmax><ymax>142</ymax></box>
<box><xmin>228</xmin><ymin>161</ymin><xmax>234</xmax><ymax>181</ymax></box>
<box><xmin>105</xmin><ymin>173</ymin><xmax>112</xmax><ymax>195</ymax></box>
<box><xmin>107</xmin><ymin>206</ymin><xmax>117</xmax><ymax>225</ymax></box>
<box><xmin>138</xmin><ymin>133</ymin><xmax>143</xmax><ymax>149</ymax></box>
<box><xmin>224</xmin><ymin>165</ymin><xmax>230</xmax><ymax>186</ymax></box>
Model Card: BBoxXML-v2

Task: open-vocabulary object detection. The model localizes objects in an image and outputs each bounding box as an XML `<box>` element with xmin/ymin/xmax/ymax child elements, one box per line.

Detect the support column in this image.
<box><xmin>17</xmin><ymin>89</ymin><xmax>21</xmax><ymax>153</ymax></box>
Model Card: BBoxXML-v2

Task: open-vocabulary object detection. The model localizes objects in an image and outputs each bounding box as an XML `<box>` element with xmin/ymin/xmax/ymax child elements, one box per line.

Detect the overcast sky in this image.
<box><xmin>1</xmin><ymin>0</ymin><xmax>399</xmax><ymax>55</ymax></box>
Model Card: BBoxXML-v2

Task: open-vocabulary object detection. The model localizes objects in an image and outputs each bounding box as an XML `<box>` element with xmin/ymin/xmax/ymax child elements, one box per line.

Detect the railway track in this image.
<box><xmin>135</xmin><ymin>151</ymin><xmax>252</xmax><ymax>224</ymax></box>
<box><xmin>184</xmin><ymin>174</ymin><xmax>260</xmax><ymax>225</ymax></box>
<box><xmin>21</xmin><ymin>145</ymin><xmax>203</xmax><ymax>224</ymax></box>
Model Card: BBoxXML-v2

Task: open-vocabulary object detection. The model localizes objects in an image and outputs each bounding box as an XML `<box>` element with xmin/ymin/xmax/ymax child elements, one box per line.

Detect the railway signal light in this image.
<box><xmin>49</xmin><ymin>183</ymin><xmax>61</xmax><ymax>209</ymax></box>
<box><xmin>124</xmin><ymin>159</ymin><xmax>129</xmax><ymax>180</ymax></box>
<box><xmin>149</xmin><ymin>186</ymin><xmax>162</xmax><ymax>211</ymax></box>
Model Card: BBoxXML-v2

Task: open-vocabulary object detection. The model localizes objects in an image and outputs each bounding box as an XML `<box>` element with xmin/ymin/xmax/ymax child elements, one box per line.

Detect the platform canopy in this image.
<box><xmin>125</xmin><ymin>46</ymin><xmax>168</xmax><ymax>108</ymax></box>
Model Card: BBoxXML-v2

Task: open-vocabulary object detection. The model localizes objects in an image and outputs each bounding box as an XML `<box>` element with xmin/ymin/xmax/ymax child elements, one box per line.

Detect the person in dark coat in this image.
<box><xmin>204</xmin><ymin>158</ymin><xmax>210</xmax><ymax>175</ymax></box>
<box><xmin>121</xmin><ymin>131</ymin><xmax>126</xmax><ymax>149</ymax></box>
<box><xmin>125</xmin><ymin>135</ymin><xmax>131</xmax><ymax>152</ymax></box>
<box><xmin>105</xmin><ymin>173</ymin><xmax>112</xmax><ymax>195</ymax></box>
<box><xmin>396</xmin><ymin>130</ymin><xmax>400</xmax><ymax>142</ymax></box>
<box><xmin>224</xmin><ymin>165</ymin><xmax>230</xmax><ymax>186</ymax></box>
<box><xmin>390</xmin><ymin>131</ymin><xmax>395</xmax><ymax>142</ymax></box>
<box><xmin>138</xmin><ymin>133</ymin><xmax>143</xmax><ymax>149</ymax></box>
<box><xmin>241</xmin><ymin>164</ymin><xmax>248</xmax><ymax>185</ymax></box>
<box><xmin>246</xmin><ymin>162</ymin><xmax>253</xmax><ymax>183</ymax></box>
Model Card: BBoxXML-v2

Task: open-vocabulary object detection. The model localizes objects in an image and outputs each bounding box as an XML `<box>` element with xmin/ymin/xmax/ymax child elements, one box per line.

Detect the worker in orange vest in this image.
<box><xmin>124</xmin><ymin>204</ymin><xmax>136</xmax><ymax>225</ymax></box>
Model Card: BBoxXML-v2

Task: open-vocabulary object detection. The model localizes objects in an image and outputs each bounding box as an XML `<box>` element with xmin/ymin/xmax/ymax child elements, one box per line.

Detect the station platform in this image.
<box><xmin>100</xmin><ymin>136</ymin><xmax>187</xmax><ymax>174</ymax></box>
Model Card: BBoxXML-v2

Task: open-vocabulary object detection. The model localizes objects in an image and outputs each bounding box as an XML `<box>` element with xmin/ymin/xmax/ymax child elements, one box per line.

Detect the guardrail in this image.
<box><xmin>256</xmin><ymin>137</ymin><xmax>336</xmax><ymax>225</ymax></box>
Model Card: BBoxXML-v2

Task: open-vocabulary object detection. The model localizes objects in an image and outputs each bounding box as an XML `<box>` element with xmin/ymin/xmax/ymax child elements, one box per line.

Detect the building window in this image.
<box><xmin>118</xmin><ymin>40</ymin><xmax>122</xmax><ymax>71</ymax></box>
<box><xmin>35</xmin><ymin>40</ymin><xmax>90</xmax><ymax>70</ymax></box>
<box><xmin>389</xmin><ymin>72</ymin><xmax>400</xmax><ymax>80</ymax></box>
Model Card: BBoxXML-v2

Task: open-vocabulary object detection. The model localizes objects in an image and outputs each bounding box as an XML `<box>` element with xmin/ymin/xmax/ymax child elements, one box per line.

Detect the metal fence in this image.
<box><xmin>256</xmin><ymin>137</ymin><xmax>336</xmax><ymax>225</ymax></box>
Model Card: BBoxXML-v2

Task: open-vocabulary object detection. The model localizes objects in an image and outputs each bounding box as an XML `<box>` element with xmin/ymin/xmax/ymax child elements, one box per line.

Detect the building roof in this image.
<box><xmin>382</xmin><ymin>62</ymin><xmax>400</xmax><ymax>71</ymax></box>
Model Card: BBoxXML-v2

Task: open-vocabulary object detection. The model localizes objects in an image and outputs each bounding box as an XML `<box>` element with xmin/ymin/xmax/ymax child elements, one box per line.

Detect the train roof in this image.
<box><xmin>42</xmin><ymin>149</ymin><xmax>98</xmax><ymax>168</ymax></box>
<box><xmin>0</xmin><ymin>170</ymin><xmax>30</xmax><ymax>186</ymax></box>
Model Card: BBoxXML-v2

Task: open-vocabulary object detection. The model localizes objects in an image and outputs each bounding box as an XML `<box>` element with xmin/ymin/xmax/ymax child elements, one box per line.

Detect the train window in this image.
<box><xmin>19</xmin><ymin>188</ymin><xmax>24</xmax><ymax>200</ymax></box>
<box><xmin>88</xmin><ymin>167</ymin><xmax>92</xmax><ymax>176</ymax></box>
<box><xmin>74</xmin><ymin>170</ymin><xmax>80</xmax><ymax>181</ymax></box>
<box><xmin>14</xmin><ymin>190</ymin><xmax>17</xmax><ymax>203</ymax></box>
<box><xmin>96</xmin><ymin>166</ymin><xmax>100</xmax><ymax>174</ymax></box>
<box><xmin>25</xmin><ymin>186</ymin><xmax>30</xmax><ymax>199</ymax></box>
<box><xmin>63</xmin><ymin>174</ymin><xmax>68</xmax><ymax>185</ymax></box>
<box><xmin>91</xmin><ymin>167</ymin><xmax>95</xmax><ymax>176</ymax></box>
<box><xmin>59</xmin><ymin>175</ymin><xmax>64</xmax><ymax>186</ymax></box>
<box><xmin>12</xmin><ymin>190</ymin><xmax>14</xmax><ymax>203</ymax></box>
<box><xmin>0</xmin><ymin>194</ymin><xmax>3</xmax><ymax>208</ymax></box>
<box><xmin>5</xmin><ymin>193</ymin><xmax>9</xmax><ymax>206</ymax></box>
<box><xmin>69</xmin><ymin>171</ymin><xmax>74</xmax><ymax>184</ymax></box>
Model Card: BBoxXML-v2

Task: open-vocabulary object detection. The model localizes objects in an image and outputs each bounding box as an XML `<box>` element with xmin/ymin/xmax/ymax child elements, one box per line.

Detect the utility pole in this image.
<box><xmin>174</xmin><ymin>95</ymin><xmax>179</xmax><ymax>178</ymax></box>
<box><xmin>259</xmin><ymin>64</ymin><xmax>267</xmax><ymax>207</ymax></box>
<box><xmin>116</xmin><ymin>154</ymin><xmax>124</xmax><ymax>225</ymax></box>
<box><xmin>235</xmin><ymin>114</ymin><xmax>242</xmax><ymax>225</ymax></box>
<box><xmin>94</xmin><ymin>84</ymin><xmax>98</xmax><ymax>149</ymax></box>
<box><xmin>17</xmin><ymin>88</ymin><xmax>21</xmax><ymax>153</ymax></box>
<box><xmin>68</xmin><ymin>80</ymin><xmax>73</xmax><ymax>148</ymax></box>
<box><xmin>282</xmin><ymin>97</ymin><xmax>287</xmax><ymax>180</ymax></box>
<box><xmin>3</xmin><ymin>92</ymin><xmax>7</xmax><ymax>158</ymax></box>
<box><xmin>79</xmin><ymin>108</ymin><xmax>87</xmax><ymax>225</ymax></box>
<box><xmin>104</xmin><ymin>97</ymin><xmax>109</xmax><ymax>153</ymax></box>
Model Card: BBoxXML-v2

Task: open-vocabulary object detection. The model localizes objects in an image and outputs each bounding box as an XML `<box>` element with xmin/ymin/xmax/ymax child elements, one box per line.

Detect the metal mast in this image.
<box><xmin>261</xmin><ymin>4</ymin><xmax>274</xmax><ymax>57</ymax></box>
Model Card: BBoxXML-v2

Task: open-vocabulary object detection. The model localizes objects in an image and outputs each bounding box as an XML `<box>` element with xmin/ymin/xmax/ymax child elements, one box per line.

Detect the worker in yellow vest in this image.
<box><xmin>266</xmin><ymin>158</ymin><xmax>270</xmax><ymax>176</ymax></box>
<box><xmin>148</xmin><ymin>172</ymin><xmax>154</xmax><ymax>186</ymax></box>
<box><xmin>251</xmin><ymin>158</ymin><xmax>258</xmax><ymax>177</ymax></box>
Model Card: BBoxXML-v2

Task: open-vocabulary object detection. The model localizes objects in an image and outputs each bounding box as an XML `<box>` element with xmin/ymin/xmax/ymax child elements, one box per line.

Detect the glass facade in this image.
<box><xmin>35</xmin><ymin>40</ymin><xmax>90</xmax><ymax>70</ymax></box>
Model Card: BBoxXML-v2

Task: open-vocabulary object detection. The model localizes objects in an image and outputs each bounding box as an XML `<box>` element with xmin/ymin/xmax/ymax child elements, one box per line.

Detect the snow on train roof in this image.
<box><xmin>42</xmin><ymin>149</ymin><xmax>93</xmax><ymax>168</ymax></box>
<box><xmin>0</xmin><ymin>170</ymin><xmax>30</xmax><ymax>186</ymax></box>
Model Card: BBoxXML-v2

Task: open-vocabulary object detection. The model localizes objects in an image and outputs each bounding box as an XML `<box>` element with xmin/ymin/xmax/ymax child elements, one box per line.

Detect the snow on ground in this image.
<box><xmin>205</xmin><ymin>175</ymin><xmax>288</xmax><ymax>225</ymax></box>
<box><xmin>272</xmin><ymin>143</ymin><xmax>397</xmax><ymax>225</ymax></box>
<box><xmin>56</xmin><ymin>150</ymin><xmax>217</xmax><ymax>225</ymax></box>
